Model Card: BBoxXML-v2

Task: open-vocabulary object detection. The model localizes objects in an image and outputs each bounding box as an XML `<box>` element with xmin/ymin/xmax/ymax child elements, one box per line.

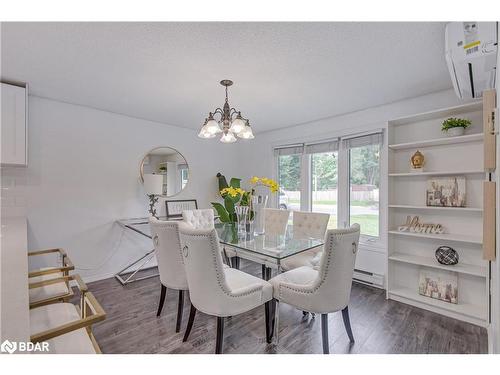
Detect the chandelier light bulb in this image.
<box><xmin>205</xmin><ymin>119</ymin><xmax>222</xmax><ymax>134</ymax></box>
<box><xmin>229</xmin><ymin>115</ymin><xmax>246</xmax><ymax>134</ymax></box>
<box><xmin>220</xmin><ymin>131</ymin><xmax>237</xmax><ymax>143</ymax></box>
<box><xmin>198</xmin><ymin>127</ymin><xmax>216</xmax><ymax>138</ymax></box>
<box><xmin>237</xmin><ymin>122</ymin><xmax>255</xmax><ymax>139</ymax></box>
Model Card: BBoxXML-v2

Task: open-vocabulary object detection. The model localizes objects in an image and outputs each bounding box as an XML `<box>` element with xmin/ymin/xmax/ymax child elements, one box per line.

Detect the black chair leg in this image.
<box><xmin>183</xmin><ymin>304</ymin><xmax>197</xmax><ymax>342</ymax></box>
<box><xmin>264</xmin><ymin>301</ymin><xmax>273</xmax><ymax>343</ymax></box>
<box><xmin>222</xmin><ymin>247</ymin><xmax>231</xmax><ymax>266</ymax></box>
<box><xmin>321</xmin><ymin>313</ymin><xmax>329</xmax><ymax>354</ymax></box>
<box><xmin>342</xmin><ymin>306</ymin><xmax>355</xmax><ymax>343</ymax></box>
<box><xmin>216</xmin><ymin>317</ymin><xmax>225</xmax><ymax>354</ymax></box>
<box><xmin>176</xmin><ymin>290</ymin><xmax>185</xmax><ymax>333</ymax></box>
<box><xmin>232</xmin><ymin>256</ymin><xmax>240</xmax><ymax>269</ymax></box>
<box><xmin>261</xmin><ymin>264</ymin><xmax>267</xmax><ymax>279</ymax></box>
<box><xmin>156</xmin><ymin>284</ymin><xmax>167</xmax><ymax>317</ymax></box>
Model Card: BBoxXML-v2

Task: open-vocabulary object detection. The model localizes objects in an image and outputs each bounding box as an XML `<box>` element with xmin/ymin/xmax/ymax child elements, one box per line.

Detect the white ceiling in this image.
<box><xmin>1</xmin><ymin>22</ymin><xmax>453</xmax><ymax>133</ymax></box>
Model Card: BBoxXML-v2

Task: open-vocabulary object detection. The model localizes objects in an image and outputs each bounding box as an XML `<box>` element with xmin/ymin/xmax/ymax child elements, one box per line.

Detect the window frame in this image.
<box><xmin>273</xmin><ymin>129</ymin><xmax>386</xmax><ymax>250</ymax></box>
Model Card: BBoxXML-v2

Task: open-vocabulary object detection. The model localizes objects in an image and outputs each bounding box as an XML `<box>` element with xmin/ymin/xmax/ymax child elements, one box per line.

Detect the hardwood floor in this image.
<box><xmin>87</xmin><ymin>260</ymin><xmax>488</xmax><ymax>354</ymax></box>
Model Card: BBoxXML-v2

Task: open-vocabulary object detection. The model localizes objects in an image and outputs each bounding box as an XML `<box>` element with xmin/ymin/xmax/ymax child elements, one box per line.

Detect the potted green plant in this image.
<box><xmin>441</xmin><ymin>117</ymin><xmax>471</xmax><ymax>137</ymax></box>
<box><xmin>211</xmin><ymin>173</ymin><xmax>249</xmax><ymax>223</ymax></box>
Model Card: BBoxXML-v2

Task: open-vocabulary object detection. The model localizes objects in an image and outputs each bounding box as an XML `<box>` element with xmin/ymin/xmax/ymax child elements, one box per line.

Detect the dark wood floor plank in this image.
<box><xmin>84</xmin><ymin>259</ymin><xmax>487</xmax><ymax>354</ymax></box>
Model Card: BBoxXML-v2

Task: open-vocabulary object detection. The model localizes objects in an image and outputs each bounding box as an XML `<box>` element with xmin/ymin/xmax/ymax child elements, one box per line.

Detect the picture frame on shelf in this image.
<box><xmin>426</xmin><ymin>176</ymin><xmax>466</xmax><ymax>207</ymax></box>
<box><xmin>418</xmin><ymin>269</ymin><xmax>458</xmax><ymax>304</ymax></box>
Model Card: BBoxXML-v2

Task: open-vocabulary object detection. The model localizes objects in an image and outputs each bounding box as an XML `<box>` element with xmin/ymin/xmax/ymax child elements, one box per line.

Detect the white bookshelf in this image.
<box><xmin>388</xmin><ymin>230</ymin><xmax>482</xmax><ymax>245</ymax></box>
<box><xmin>389</xmin><ymin>170</ymin><xmax>484</xmax><ymax>177</ymax></box>
<box><xmin>389</xmin><ymin>204</ymin><xmax>483</xmax><ymax>212</ymax></box>
<box><xmin>388</xmin><ymin>133</ymin><xmax>483</xmax><ymax>150</ymax></box>
<box><xmin>386</xmin><ymin>102</ymin><xmax>489</xmax><ymax>327</ymax></box>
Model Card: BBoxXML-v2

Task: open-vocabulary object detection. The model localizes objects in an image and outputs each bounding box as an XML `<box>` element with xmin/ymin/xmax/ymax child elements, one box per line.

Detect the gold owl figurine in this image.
<box><xmin>410</xmin><ymin>150</ymin><xmax>425</xmax><ymax>171</ymax></box>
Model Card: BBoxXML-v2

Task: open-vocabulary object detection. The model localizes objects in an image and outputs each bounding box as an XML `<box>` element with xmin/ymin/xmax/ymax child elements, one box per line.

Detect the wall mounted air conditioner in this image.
<box><xmin>445</xmin><ymin>22</ymin><xmax>498</xmax><ymax>99</ymax></box>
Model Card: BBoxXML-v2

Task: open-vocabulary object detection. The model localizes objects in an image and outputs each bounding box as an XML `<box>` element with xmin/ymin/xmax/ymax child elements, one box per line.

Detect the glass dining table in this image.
<box><xmin>115</xmin><ymin>217</ymin><xmax>324</xmax><ymax>284</ymax></box>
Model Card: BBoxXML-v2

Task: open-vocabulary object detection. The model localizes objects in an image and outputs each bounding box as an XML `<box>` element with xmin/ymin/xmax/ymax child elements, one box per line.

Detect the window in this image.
<box><xmin>275</xmin><ymin>145</ymin><xmax>303</xmax><ymax>212</ymax></box>
<box><xmin>274</xmin><ymin>131</ymin><xmax>383</xmax><ymax>242</ymax></box>
<box><xmin>348</xmin><ymin>143</ymin><xmax>380</xmax><ymax>237</ymax></box>
<box><xmin>306</xmin><ymin>140</ymin><xmax>339</xmax><ymax>229</ymax></box>
<box><xmin>277</xmin><ymin>154</ymin><xmax>301</xmax><ymax>211</ymax></box>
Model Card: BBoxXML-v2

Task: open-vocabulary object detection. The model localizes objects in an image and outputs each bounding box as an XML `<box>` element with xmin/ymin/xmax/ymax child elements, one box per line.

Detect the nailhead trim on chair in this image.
<box><xmin>278</xmin><ymin>225</ymin><xmax>360</xmax><ymax>298</ymax></box>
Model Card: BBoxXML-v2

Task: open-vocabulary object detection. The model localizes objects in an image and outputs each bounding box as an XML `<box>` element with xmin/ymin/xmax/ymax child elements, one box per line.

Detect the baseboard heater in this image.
<box><xmin>353</xmin><ymin>268</ymin><xmax>384</xmax><ymax>288</ymax></box>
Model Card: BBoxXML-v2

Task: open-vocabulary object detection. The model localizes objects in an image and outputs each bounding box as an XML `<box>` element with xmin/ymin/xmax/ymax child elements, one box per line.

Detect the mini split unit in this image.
<box><xmin>446</xmin><ymin>22</ymin><xmax>498</xmax><ymax>99</ymax></box>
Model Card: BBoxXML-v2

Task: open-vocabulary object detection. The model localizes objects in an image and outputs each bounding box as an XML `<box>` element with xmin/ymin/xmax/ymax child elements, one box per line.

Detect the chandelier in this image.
<box><xmin>198</xmin><ymin>80</ymin><xmax>254</xmax><ymax>143</ymax></box>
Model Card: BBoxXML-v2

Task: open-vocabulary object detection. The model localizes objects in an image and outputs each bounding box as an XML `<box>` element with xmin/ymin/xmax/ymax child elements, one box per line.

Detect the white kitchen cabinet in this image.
<box><xmin>1</xmin><ymin>82</ymin><xmax>27</xmax><ymax>166</ymax></box>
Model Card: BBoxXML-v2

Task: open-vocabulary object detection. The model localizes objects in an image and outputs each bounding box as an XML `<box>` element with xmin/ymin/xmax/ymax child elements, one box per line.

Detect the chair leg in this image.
<box><xmin>222</xmin><ymin>247</ymin><xmax>231</xmax><ymax>266</ymax></box>
<box><xmin>183</xmin><ymin>304</ymin><xmax>197</xmax><ymax>342</ymax></box>
<box><xmin>274</xmin><ymin>299</ymin><xmax>280</xmax><ymax>344</ymax></box>
<box><xmin>176</xmin><ymin>290</ymin><xmax>185</xmax><ymax>333</ymax></box>
<box><xmin>156</xmin><ymin>284</ymin><xmax>167</xmax><ymax>317</ymax></box>
<box><xmin>264</xmin><ymin>301</ymin><xmax>272</xmax><ymax>343</ymax></box>
<box><xmin>321</xmin><ymin>313</ymin><xmax>329</xmax><ymax>354</ymax></box>
<box><xmin>232</xmin><ymin>256</ymin><xmax>240</xmax><ymax>269</ymax></box>
<box><xmin>342</xmin><ymin>306</ymin><xmax>355</xmax><ymax>343</ymax></box>
<box><xmin>231</xmin><ymin>256</ymin><xmax>239</xmax><ymax>269</ymax></box>
<box><xmin>215</xmin><ymin>317</ymin><xmax>225</xmax><ymax>354</ymax></box>
<box><xmin>262</xmin><ymin>265</ymin><xmax>272</xmax><ymax>280</ymax></box>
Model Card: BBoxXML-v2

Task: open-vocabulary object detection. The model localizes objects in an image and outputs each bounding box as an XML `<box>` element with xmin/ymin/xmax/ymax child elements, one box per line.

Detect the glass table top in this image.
<box><xmin>117</xmin><ymin>217</ymin><xmax>323</xmax><ymax>260</ymax></box>
<box><xmin>214</xmin><ymin>223</ymin><xmax>323</xmax><ymax>260</ymax></box>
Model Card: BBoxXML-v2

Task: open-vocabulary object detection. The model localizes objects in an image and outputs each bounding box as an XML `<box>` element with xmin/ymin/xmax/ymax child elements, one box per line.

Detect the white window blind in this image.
<box><xmin>343</xmin><ymin>131</ymin><xmax>383</xmax><ymax>149</ymax></box>
<box><xmin>304</xmin><ymin>139</ymin><xmax>339</xmax><ymax>154</ymax></box>
<box><xmin>273</xmin><ymin>144</ymin><xmax>304</xmax><ymax>156</ymax></box>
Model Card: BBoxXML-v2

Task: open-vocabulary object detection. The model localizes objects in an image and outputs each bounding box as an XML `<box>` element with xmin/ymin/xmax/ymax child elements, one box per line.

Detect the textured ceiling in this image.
<box><xmin>1</xmin><ymin>22</ymin><xmax>452</xmax><ymax>133</ymax></box>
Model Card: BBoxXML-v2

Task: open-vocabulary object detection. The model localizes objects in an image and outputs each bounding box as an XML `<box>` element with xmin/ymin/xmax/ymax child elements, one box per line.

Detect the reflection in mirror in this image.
<box><xmin>140</xmin><ymin>147</ymin><xmax>189</xmax><ymax>197</ymax></box>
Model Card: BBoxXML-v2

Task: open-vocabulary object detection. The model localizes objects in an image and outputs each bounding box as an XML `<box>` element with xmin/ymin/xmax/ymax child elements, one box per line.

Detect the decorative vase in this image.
<box><xmin>446</xmin><ymin>127</ymin><xmax>465</xmax><ymax>137</ymax></box>
<box><xmin>252</xmin><ymin>195</ymin><xmax>268</xmax><ymax>235</ymax></box>
<box><xmin>235</xmin><ymin>205</ymin><xmax>249</xmax><ymax>236</ymax></box>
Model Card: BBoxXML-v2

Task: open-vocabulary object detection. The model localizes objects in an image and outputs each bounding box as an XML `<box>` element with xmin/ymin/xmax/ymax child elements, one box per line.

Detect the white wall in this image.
<box><xmin>1</xmin><ymin>96</ymin><xmax>242</xmax><ymax>282</ymax></box>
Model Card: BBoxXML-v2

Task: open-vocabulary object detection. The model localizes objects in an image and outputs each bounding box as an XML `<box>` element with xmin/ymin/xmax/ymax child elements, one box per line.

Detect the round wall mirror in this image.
<box><xmin>140</xmin><ymin>147</ymin><xmax>189</xmax><ymax>197</ymax></box>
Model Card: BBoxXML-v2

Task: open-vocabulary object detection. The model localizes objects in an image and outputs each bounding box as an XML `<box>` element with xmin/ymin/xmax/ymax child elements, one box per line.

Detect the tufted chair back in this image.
<box><xmin>179</xmin><ymin>226</ymin><xmax>267</xmax><ymax>316</ymax></box>
<box><xmin>276</xmin><ymin>224</ymin><xmax>360</xmax><ymax>313</ymax></box>
<box><xmin>292</xmin><ymin>211</ymin><xmax>330</xmax><ymax>239</ymax></box>
<box><xmin>182</xmin><ymin>209</ymin><xmax>215</xmax><ymax>229</ymax></box>
<box><xmin>149</xmin><ymin>218</ymin><xmax>188</xmax><ymax>290</ymax></box>
<box><xmin>313</xmin><ymin>224</ymin><xmax>360</xmax><ymax>312</ymax></box>
<box><xmin>264</xmin><ymin>208</ymin><xmax>290</xmax><ymax>235</ymax></box>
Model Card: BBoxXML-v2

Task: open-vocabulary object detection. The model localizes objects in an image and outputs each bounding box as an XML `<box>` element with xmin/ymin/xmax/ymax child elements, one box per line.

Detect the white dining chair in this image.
<box><xmin>280</xmin><ymin>211</ymin><xmax>330</xmax><ymax>271</ymax></box>
<box><xmin>257</xmin><ymin>208</ymin><xmax>291</xmax><ymax>279</ymax></box>
<box><xmin>179</xmin><ymin>225</ymin><xmax>274</xmax><ymax>354</ymax></box>
<box><xmin>149</xmin><ymin>218</ymin><xmax>189</xmax><ymax>333</ymax></box>
<box><xmin>182</xmin><ymin>208</ymin><xmax>235</xmax><ymax>266</ymax></box>
<box><xmin>264</xmin><ymin>208</ymin><xmax>290</xmax><ymax>235</ymax></box>
<box><xmin>182</xmin><ymin>209</ymin><xmax>215</xmax><ymax>229</ymax></box>
<box><xmin>269</xmin><ymin>224</ymin><xmax>360</xmax><ymax>354</ymax></box>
